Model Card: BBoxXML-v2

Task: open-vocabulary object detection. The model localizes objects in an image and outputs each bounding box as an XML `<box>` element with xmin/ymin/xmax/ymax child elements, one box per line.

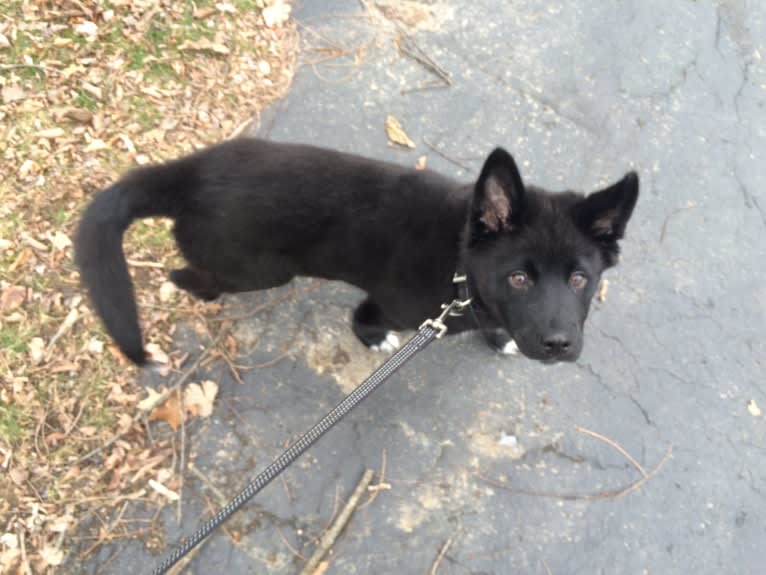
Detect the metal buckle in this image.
<box><xmin>419</xmin><ymin>297</ymin><xmax>472</xmax><ymax>339</ymax></box>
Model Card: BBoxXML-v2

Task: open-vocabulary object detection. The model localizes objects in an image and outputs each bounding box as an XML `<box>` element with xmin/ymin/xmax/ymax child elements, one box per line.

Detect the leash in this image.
<box><xmin>150</xmin><ymin>296</ymin><xmax>472</xmax><ymax>574</ymax></box>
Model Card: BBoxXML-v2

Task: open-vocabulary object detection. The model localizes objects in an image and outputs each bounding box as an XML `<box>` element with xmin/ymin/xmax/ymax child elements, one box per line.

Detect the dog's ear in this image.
<box><xmin>577</xmin><ymin>172</ymin><xmax>639</xmax><ymax>242</ymax></box>
<box><xmin>472</xmin><ymin>148</ymin><xmax>527</xmax><ymax>235</ymax></box>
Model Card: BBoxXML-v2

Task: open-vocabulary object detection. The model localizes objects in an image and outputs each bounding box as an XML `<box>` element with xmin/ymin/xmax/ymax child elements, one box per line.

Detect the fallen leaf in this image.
<box><xmin>29</xmin><ymin>337</ymin><xmax>46</xmax><ymax>365</ymax></box>
<box><xmin>415</xmin><ymin>156</ymin><xmax>427</xmax><ymax>170</ymax></box>
<box><xmin>64</xmin><ymin>108</ymin><xmax>93</xmax><ymax>124</ymax></box>
<box><xmin>87</xmin><ymin>337</ymin><xmax>104</xmax><ymax>354</ymax></box>
<box><xmin>148</xmin><ymin>478</ymin><xmax>180</xmax><ymax>501</ymax></box>
<box><xmin>84</xmin><ymin>138</ymin><xmax>108</xmax><ymax>152</ymax></box>
<box><xmin>385</xmin><ymin>115</ymin><xmax>415</xmax><ymax>149</ymax></box>
<box><xmin>184</xmin><ymin>380</ymin><xmax>219</xmax><ymax>417</ymax></box>
<box><xmin>0</xmin><ymin>285</ymin><xmax>26</xmax><ymax>312</ymax></box>
<box><xmin>597</xmin><ymin>278</ymin><xmax>609</xmax><ymax>302</ymax></box>
<box><xmin>36</xmin><ymin>128</ymin><xmax>66</xmax><ymax>139</ymax></box>
<box><xmin>45</xmin><ymin>432</ymin><xmax>67</xmax><ymax>445</ymax></box>
<box><xmin>148</xmin><ymin>393</ymin><xmax>183</xmax><ymax>430</ymax></box>
<box><xmin>179</xmin><ymin>38</ymin><xmax>230</xmax><ymax>55</ymax></box>
<box><xmin>194</xmin><ymin>6</ymin><xmax>217</xmax><ymax>19</ymax></box>
<box><xmin>2</xmin><ymin>85</ymin><xmax>24</xmax><ymax>103</ymax></box>
<box><xmin>158</xmin><ymin>281</ymin><xmax>177</xmax><ymax>303</ymax></box>
<box><xmin>137</xmin><ymin>387</ymin><xmax>164</xmax><ymax>411</ymax></box>
<box><xmin>0</xmin><ymin>33</ymin><xmax>10</xmax><ymax>49</ymax></box>
<box><xmin>216</xmin><ymin>2</ymin><xmax>237</xmax><ymax>14</ymax></box>
<box><xmin>40</xmin><ymin>546</ymin><xmax>65</xmax><ymax>567</ymax></box>
<box><xmin>74</xmin><ymin>20</ymin><xmax>99</xmax><ymax>39</ymax></box>
<box><xmin>145</xmin><ymin>342</ymin><xmax>169</xmax><ymax>365</ymax></box>
<box><xmin>263</xmin><ymin>0</ymin><xmax>292</xmax><ymax>28</ymax></box>
<box><xmin>747</xmin><ymin>399</ymin><xmax>761</xmax><ymax>417</ymax></box>
<box><xmin>50</xmin><ymin>231</ymin><xmax>71</xmax><ymax>251</ymax></box>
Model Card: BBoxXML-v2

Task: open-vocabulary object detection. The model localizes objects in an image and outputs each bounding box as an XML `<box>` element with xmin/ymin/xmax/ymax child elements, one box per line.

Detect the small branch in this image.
<box><xmin>126</xmin><ymin>258</ymin><xmax>165</xmax><ymax>269</ymax></box>
<box><xmin>471</xmin><ymin>446</ymin><xmax>672</xmax><ymax>501</ymax></box>
<box><xmin>429</xmin><ymin>536</ymin><xmax>453</xmax><ymax>574</ymax></box>
<box><xmin>575</xmin><ymin>426</ymin><xmax>648</xmax><ymax>478</ymax></box>
<box><xmin>422</xmin><ymin>137</ymin><xmax>472</xmax><ymax>171</ymax></box>
<box><xmin>299</xmin><ymin>469</ymin><xmax>375</xmax><ymax>575</ymax></box>
<box><xmin>188</xmin><ymin>462</ymin><xmax>227</xmax><ymax>506</ymax></box>
<box><xmin>176</xmin><ymin>388</ymin><xmax>186</xmax><ymax>526</ymax></box>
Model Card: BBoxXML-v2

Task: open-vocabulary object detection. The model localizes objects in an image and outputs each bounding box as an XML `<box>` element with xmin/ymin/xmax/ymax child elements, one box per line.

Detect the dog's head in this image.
<box><xmin>464</xmin><ymin>148</ymin><xmax>639</xmax><ymax>363</ymax></box>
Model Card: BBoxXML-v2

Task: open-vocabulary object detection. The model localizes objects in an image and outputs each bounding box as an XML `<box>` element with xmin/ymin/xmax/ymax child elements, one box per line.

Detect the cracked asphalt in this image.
<box><xmin>80</xmin><ymin>1</ymin><xmax>765</xmax><ymax>573</ymax></box>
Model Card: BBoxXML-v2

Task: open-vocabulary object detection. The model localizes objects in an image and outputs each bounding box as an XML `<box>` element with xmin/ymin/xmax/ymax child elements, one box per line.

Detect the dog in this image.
<box><xmin>75</xmin><ymin>138</ymin><xmax>638</xmax><ymax>366</ymax></box>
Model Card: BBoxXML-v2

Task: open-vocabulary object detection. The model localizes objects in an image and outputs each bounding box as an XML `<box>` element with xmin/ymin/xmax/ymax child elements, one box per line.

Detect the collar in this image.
<box><xmin>452</xmin><ymin>267</ymin><xmax>482</xmax><ymax>328</ymax></box>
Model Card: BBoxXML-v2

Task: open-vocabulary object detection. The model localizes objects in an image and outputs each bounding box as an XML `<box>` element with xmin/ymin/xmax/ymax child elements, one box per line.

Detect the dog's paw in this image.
<box><xmin>500</xmin><ymin>339</ymin><xmax>519</xmax><ymax>356</ymax></box>
<box><xmin>370</xmin><ymin>332</ymin><xmax>400</xmax><ymax>353</ymax></box>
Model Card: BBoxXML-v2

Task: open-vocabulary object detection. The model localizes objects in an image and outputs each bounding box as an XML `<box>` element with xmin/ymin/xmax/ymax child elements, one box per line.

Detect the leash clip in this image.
<box><xmin>420</xmin><ymin>297</ymin><xmax>472</xmax><ymax>339</ymax></box>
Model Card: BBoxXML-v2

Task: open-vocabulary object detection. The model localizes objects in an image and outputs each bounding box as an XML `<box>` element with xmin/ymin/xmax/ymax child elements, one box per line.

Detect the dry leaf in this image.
<box><xmin>148</xmin><ymin>393</ymin><xmax>183</xmax><ymax>430</ymax></box>
<box><xmin>1</xmin><ymin>285</ymin><xmax>26</xmax><ymax>312</ymax></box>
<box><xmin>40</xmin><ymin>546</ymin><xmax>65</xmax><ymax>567</ymax></box>
<box><xmin>385</xmin><ymin>115</ymin><xmax>415</xmax><ymax>149</ymax></box>
<box><xmin>87</xmin><ymin>337</ymin><xmax>104</xmax><ymax>354</ymax></box>
<box><xmin>145</xmin><ymin>342</ymin><xmax>169</xmax><ymax>365</ymax></box>
<box><xmin>179</xmin><ymin>38</ymin><xmax>230</xmax><ymax>55</ymax></box>
<box><xmin>64</xmin><ymin>108</ymin><xmax>93</xmax><ymax>124</ymax></box>
<box><xmin>84</xmin><ymin>138</ymin><xmax>108</xmax><ymax>152</ymax></box>
<box><xmin>148</xmin><ymin>478</ymin><xmax>180</xmax><ymax>501</ymax></box>
<box><xmin>159</xmin><ymin>281</ymin><xmax>177</xmax><ymax>302</ymax></box>
<box><xmin>137</xmin><ymin>387</ymin><xmax>164</xmax><ymax>411</ymax></box>
<box><xmin>747</xmin><ymin>399</ymin><xmax>761</xmax><ymax>417</ymax></box>
<box><xmin>194</xmin><ymin>6</ymin><xmax>217</xmax><ymax>19</ymax></box>
<box><xmin>29</xmin><ymin>337</ymin><xmax>46</xmax><ymax>365</ymax></box>
<box><xmin>2</xmin><ymin>85</ymin><xmax>25</xmax><ymax>103</ymax></box>
<box><xmin>0</xmin><ymin>33</ymin><xmax>10</xmax><ymax>49</ymax></box>
<box><xmin>37</xmin><ymin>128</ymin><xmax>66</xmax><ymax>139</ymax></box>
<box><xmin>597</xmin><ymin>278</ymin><xmax>609</xmax><ymax>302</ymax></box>
<box><xmin>50</xmin><ymin>231</ymin><xmax>72</xmax><ymax>251</ymax></box>
<box><xmin>184</xmin><ymin>380</ymin><xmax>219</xmax><ymax>418</ymax></box>
<box><xmin>74</xmin><ymin>21</ymin><xmax>98</xmax><ymax>39</ymax></box>
<box><xmin>263</xmin><ymin>0</ymin><xmax>292</xmax><ymax>28</ymax></box>
<box><xmin>415</xmin><ymin>156</ymin><xmax>427</xmax><ymax>170</ymax></box>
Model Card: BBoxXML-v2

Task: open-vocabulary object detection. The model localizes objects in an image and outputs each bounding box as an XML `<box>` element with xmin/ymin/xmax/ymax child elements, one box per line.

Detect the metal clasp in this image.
<box><xmin>419</xmin><ymin>297</ymin><xmax>473</xmax><ymax>339</ymax></box>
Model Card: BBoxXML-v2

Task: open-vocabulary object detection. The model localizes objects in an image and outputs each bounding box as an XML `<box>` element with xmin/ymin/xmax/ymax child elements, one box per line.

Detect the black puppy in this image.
<box><xmin>75</xmin><ymin>138</ymin><xmax>638</xmax><ymax>366</ymax></box>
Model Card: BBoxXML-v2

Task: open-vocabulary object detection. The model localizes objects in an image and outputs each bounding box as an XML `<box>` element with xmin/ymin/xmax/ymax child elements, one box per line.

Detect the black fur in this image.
<box><xmin>75</xmin><ymin>138</ymin><xmax>638</xmax><ymax>366</ymax></box>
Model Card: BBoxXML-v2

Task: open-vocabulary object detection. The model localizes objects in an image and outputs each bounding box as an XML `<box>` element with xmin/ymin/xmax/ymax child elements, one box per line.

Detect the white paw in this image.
<box><xmin>501</xmin><ymin>339</ymin><xmax>519</xmax><ymax>355</ymax></box>
<box><xmin>370</xmin><ymin>332</ymin><xmax>400</xmax><ymax>353</ymax></box>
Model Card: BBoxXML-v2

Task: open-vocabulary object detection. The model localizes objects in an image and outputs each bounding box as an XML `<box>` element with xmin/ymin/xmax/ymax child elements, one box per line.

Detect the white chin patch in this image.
<box><xmin>501</xmin><ymin>339</ymin><xmax>519</xmax><ymax>355</ymax></box>
<box><xmin>370</xmin><ymin>332</ymin><xmax>400</xmax><ymax>353</ymax></box>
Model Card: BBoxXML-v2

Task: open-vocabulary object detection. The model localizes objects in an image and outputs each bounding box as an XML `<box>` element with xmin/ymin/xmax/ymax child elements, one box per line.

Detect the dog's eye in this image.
<box><xmin>509</xmin><ymin>271</ymin><xmax>530</xmax><ymax>289</ymax></box>
<box><xmin>569</xmin><ymin>271</ymin><xmax>588</xmax><ymax>290</ymax></box>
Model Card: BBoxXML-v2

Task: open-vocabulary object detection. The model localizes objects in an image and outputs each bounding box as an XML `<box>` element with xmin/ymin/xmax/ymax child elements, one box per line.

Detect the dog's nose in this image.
<box><xmin>542</xmin><ymin>333</ymin><xmax>571</xmax><ymax>356</ymax></box>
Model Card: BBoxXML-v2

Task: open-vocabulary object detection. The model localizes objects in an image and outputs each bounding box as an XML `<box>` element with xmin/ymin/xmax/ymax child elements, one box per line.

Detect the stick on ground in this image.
<box><xmin>299</xmin><ymin>469</ymin><xmax>375</xmax><ymax>575</ymax></box>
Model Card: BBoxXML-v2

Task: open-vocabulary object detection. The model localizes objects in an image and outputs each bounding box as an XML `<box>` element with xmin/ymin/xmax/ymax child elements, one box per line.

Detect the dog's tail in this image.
<box><xmin>75</xmin><ymin>161</ymin><xmax>189</xmax><ymax>365</ymax></box>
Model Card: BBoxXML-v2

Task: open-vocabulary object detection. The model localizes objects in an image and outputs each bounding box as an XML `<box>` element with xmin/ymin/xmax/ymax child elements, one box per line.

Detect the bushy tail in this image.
<box><xmin>75</xmin><ymin>164</ymin><xmax>184</xmax><ymax>365</ymax></box>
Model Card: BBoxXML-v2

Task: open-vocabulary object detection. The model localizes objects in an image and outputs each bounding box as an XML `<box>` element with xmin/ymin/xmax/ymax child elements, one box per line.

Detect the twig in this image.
<box><xmin>358</xmin><ymin>449</ymin><xmax>388</xmax><ymax>509</ymax></box>
<box><xmin>126</xmin><ymin>258</ymin><xmax>165</xmax><ymax>269</ymax></box>
<box><xmin>471</xmin><ymin>446</ymin><xmax>672</xmax><ymax>501</ymax></box>
<box><xmin>429</xmin><ymin>536</ymin><xmax>453</xmax><ymax>574</ymax></box>
<box><xmin>299</xmin><ymin>469</ymin><xmax>375</xmax><ymax>575</ymax></box>
<box><xmin>422</xmin><ymin>137</ymin><xmax>472</xmax><ymax>171</ymax></box>
<box><xmin>575</xmin><ymin>426</ymin><xmax>648</xmax><ymax>478</ymax></box>
<box><xmin>277</xmin><ymin>525</ymin><xmax>307</xmax><ymax>560</ymax></box>
<box><xmin>395</xmin><ymin>35</ymin><xmax>450</xmax><ymax>85</ymax></box>
<box><xmin>542</xmin><ymin>558</ymin><xmax>553</xmax><ymax>575</ymax></box>
<box><xmin>17</xmin><ymin>527</ymin><xmax>32</xmax><ymax>575</ymax></box>
<box><xmin>74</xmin><ymin>327</ymin><xmax>227</xmax><ymax>465</ymax></box>
<box><xmin>188</xmin><ymin>462</ymin><xmax>227</xmax><ymax>506</ymax></box>
<box><xmin>176</xmin><ymin>387</ymin><xmax>186</xmax><ymax>526</ymax></box>
<box><xmin>0</xmin><ymin>63</ymin><xmax>60</xmax><ymax>75</ymax></box>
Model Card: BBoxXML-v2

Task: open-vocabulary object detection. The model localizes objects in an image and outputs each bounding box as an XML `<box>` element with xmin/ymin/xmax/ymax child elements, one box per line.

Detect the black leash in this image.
<box><xmin>150</xmin><ymin>297</ymin><xmax>471</xmax><ymax>574</ymax></box>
